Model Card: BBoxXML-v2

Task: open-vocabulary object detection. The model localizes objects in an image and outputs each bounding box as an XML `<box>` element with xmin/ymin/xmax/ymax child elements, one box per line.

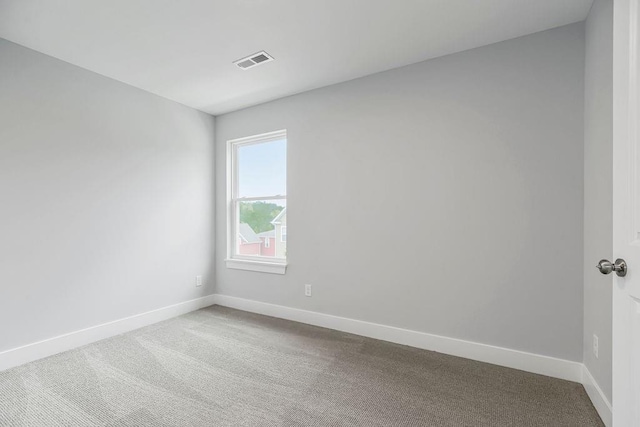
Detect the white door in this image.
<box><xmin>613</xmin><ymin>0</ymin><xmax>640</xmax><ymax>425</ymax></box>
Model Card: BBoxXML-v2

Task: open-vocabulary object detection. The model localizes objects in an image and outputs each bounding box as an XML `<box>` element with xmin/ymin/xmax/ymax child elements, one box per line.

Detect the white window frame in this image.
<box><xmin>264</xmin><ymin>237</ymin><xmax>270</xmax><ymax>248</ymax></box>
<box><xmin>226</xmin><ymin>129</ymin><xmax>287</xmax><ymax>275</ymax></box>
<box><xmin>281</xmin><ymin>226</ymin><xmax>287</xmax><ymax>242</ymax></box>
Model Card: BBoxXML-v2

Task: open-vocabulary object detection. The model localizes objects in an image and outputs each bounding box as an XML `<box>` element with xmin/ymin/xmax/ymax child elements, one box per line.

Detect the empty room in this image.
<box><xmin>1</xmin><ymin>0</ymin><xmax>638</xmax><ymax>425</ymax></box>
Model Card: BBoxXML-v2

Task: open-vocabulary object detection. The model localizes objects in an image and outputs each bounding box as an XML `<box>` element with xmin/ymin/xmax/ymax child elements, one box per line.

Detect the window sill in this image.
<box><xmin>225</xmin><ymin>259</ymin><xmax>287</xmax><ymax>275</ymax></box>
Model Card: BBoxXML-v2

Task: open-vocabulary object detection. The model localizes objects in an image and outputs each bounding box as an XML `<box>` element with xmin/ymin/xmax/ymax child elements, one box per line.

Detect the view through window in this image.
<box><xmin>229</xmin><ymin>131</ymin><xmax>287</xmax><ymax>263</ymax></box>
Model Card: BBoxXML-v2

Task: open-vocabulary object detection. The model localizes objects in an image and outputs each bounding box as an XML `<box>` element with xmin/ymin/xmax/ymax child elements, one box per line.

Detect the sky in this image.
<box><xmin>238</xmin><ymin>138</ymin><xmax>286</xmax><ymax>199</ymax></box>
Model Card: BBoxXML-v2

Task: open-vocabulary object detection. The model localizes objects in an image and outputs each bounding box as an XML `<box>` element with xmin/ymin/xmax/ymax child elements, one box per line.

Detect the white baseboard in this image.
<box><xmin>211</xmin><ymin>294</ymin><xmax>584</xmax><ymax>383</ymax></box>
<box><xmin>582</xmin><ymin>365</ymin><xmax>612</xmax><ymax>426</ymax></box>
<box><xmin>0</xmin><ymin>294</ymin><xmax>217</xmax><ymax>372</ymax></box>
<box><xmin>0</xmin><ymin>291</ymin><xmax>609</xmax><ymax>425</ymax></box>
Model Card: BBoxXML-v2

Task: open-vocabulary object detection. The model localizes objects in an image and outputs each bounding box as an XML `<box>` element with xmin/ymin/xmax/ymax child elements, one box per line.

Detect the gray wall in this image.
<box><xmin>0</xmin><ymin>39</ymin><xmax>215</xmax><ymax>352</ymax></box>
<box><xmin>583</xmin><ymin>0</ymin><xmax>613</xmax><ymax>402</ymax></box>
<box><xmin>216</xmin><ymin>24</ymin><xmax>585</xmax><ymax>361</ymax></box>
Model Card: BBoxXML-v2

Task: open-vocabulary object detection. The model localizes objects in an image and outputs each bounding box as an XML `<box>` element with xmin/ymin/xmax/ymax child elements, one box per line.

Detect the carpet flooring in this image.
<box><xmin>0</xmin><ymin>306</ymin><xmax>603</xmax><ymax>426</ymax></box>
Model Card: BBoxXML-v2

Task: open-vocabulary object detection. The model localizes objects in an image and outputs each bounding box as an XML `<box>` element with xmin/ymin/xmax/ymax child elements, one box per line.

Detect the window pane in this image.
<box><xmin>238</xmin><ymin>138</ymin><xmax>286</xmax><ymax>198</ymax></box>
<box><xmin>236</xmin><ymin>199</ymin><xmax>286</xmax><ymax>259</ymax></box>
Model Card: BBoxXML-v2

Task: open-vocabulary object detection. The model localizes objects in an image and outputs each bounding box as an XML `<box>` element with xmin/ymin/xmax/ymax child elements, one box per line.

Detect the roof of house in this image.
<box><xmin>257</xmin><ymin>230</ymin><xmax>275</xmax><ymax>238</ymax></box>
<box><xmin>238</xmin><ymin>223</ymin><xmax>261</xmax><ymax>244</ymax></box>
<box><xmin>271</xmin><ymin>207</ymin><xmax>287</xmax><ymax>224</ymax></box>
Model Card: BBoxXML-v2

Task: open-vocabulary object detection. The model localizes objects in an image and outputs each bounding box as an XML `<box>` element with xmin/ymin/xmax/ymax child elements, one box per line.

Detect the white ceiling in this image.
<box><xmin>0</xmin><ymin>0</ymin><xmax>593</xmax><ymax>115</ymax></box>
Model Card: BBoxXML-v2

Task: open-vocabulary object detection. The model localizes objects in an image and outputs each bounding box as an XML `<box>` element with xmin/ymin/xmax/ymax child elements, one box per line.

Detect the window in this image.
<box><xmin>227</xmin><ymin>130</ymin><xmax>287</xmax><ymax>274</ymax></box>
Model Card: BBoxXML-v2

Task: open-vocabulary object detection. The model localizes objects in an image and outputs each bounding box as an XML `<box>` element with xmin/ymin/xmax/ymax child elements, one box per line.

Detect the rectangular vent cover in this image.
<box><xmin>233</xmin><ymin>51</ymin><xmax>274</xmax><ymax>70</ymax></box>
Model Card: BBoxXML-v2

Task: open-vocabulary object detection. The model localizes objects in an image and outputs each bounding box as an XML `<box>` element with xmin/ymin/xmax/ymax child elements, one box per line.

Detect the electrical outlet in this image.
<box><xmin>593</xmin><ymin>334</ymin><xmax>599</xmax><ymax>358</ymax></box>
<box><xmin>196</xmin><ymin>275</ymin><xmax>203</xmax><ymax>287</ymax></box>
<box><xmin>304</xmin><ymin>284</ymin><xmax>312</xmax><ymax>297</ymax></box>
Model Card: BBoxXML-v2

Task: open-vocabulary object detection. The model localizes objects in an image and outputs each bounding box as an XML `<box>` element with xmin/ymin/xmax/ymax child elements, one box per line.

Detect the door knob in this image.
<box><xmin>597</xmin><ymin>258</ymin><xmax>627</xmax><ymax>277</ymax></box>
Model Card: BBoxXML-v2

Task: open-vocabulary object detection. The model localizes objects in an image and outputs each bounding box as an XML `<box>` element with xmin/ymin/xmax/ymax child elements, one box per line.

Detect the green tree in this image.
<box><xmin>239</xmin><ymin>202</ymin><xmax>283</xmax><ymax>234</ymax></box>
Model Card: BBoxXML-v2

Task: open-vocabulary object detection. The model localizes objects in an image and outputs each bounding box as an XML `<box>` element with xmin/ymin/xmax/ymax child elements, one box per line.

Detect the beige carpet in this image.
<box><xmin>0</xmin><ymin>305</ymin><xmax>603</xmax><ymax>426</ymax></box>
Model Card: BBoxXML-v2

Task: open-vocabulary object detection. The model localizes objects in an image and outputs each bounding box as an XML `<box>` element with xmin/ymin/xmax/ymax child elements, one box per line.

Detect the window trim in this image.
<box><xmin>281</xmin><ymin>226</ymin><xmax>287</xmax><ymax>242</ymax></box>
<box><xmin>226</xmin><ymin>129</ymin><xmax>287</xmax><ymax>274</ymax></box>
<box><xmin>225</xmin><ymin>258</ymin><xmax>286</xmax><ymax>275</ymax></box>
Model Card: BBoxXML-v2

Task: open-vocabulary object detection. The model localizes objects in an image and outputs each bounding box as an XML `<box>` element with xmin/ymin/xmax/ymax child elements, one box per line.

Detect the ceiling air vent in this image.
<box><xmin>233</xmin><ymin>51</ymin><xmax>274</xmax><ymax>70</ymax></box>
